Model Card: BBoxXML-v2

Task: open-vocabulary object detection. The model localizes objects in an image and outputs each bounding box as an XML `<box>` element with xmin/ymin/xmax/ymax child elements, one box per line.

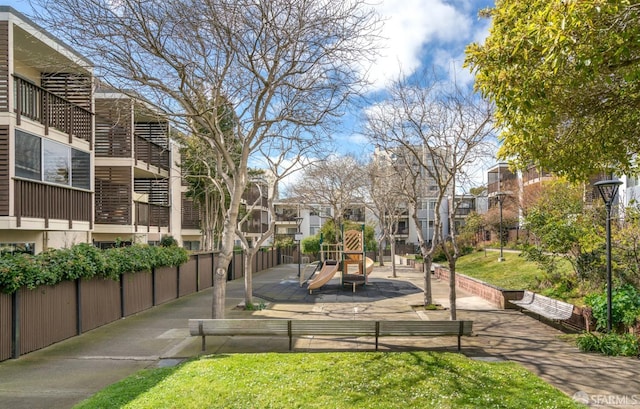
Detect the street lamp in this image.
<box><xmin>495</xmin><ymin>191</ymin><xmax>508</xmax><ymax>262</ymax></box>
<box><xmin>295</xmin><ymin>216</ymin><xmax>304</xmax><ymax>277</ymax></box>
<box><xmin>594</xmin><ymin>179</ymin><xmax>622</xmax><ymax>332</ymax></box>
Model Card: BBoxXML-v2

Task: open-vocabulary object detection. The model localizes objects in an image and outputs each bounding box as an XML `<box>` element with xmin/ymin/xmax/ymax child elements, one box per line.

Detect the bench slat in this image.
<box><xmin>379</xmin><ymin>320</ymin><xmax>472</xmax><ymax>336</ymax></box>
<box><xmin>290</xmin><ymin>320</ymin><xmax>377</xmax><ymax>336</ymax></box>
<box><xmin>189</xmin><ymin>319</ymin><xmax>290</xmax><ymax>336</ymax></box>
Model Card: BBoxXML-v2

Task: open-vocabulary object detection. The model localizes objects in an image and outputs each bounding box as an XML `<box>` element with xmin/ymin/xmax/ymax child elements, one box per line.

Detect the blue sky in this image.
<box><xmin>10</xmin><ymin>0</ymin><xmax>496</xmax><ymax>182</ymax></box>
<box><xmin>337</xmin><ymin>0</ymin><xmax>495</xmax><ymax>156</ymax></box>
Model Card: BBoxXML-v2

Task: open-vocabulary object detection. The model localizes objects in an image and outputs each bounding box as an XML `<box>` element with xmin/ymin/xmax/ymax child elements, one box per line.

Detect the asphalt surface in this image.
<box><xmin>0</xmin><ymin>263</ymin><xmax>638</xmax><ymax>408</ymax></box>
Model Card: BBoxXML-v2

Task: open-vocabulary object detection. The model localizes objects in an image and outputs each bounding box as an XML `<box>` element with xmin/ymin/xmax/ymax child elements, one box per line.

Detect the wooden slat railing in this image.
<box><xmin>13</xmin><ymin>75</ymin><xmax>93</xmax><ymax>144</ymax></box>
<box><xmin>14</xmin><ymin>178</ymin><xmax>92</xmax><ymax>229</ymax></box>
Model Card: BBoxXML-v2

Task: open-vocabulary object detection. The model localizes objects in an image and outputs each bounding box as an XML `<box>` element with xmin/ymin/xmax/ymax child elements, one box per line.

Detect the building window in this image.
<box><xmin>0</xmin><ymin>242</ymin><xmax>35</xmax><ymax>255</ymax></box>
<box><xmin>15</xmin><ymin>130</ymin><xmax>41</xmax><ymax>180</ymax></box>
<box><xmin>72</xmin><ymin>149</ymin><xmax>91</xmax><ymax>190</ymax></box>
<box><xmin>15</xmin><ymin>130</ymin><xmax>91</xmax><ymax>189</ymax></box>
<box><xmin>43</xmin><ymin>139</ymin><xmax>70</xmax><ymax>185</ymax></box>
<box><xmin>183</xmin><ymin>241</ymin><xmax>200</xmax><ymax>251</ymax></box>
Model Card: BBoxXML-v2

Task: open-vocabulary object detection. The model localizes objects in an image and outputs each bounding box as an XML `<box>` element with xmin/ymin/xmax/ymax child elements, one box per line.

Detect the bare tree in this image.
<box><xmin>365</xmin><ymin>155</ymin><xmax>407</xmax><ymax>276</ymax></box>
<box><xmin>237</xmin><ymin>124</ymin><xmax>321</xmax><ymax>307</ymax></box>
<box><xmin>290</xmin><ymin>155</ymin><xmax>367</xmax><ymax>242</ymax></box>
<box><xmin>366</xmin><ymin>70</ymin><xmax>495</xmax><ymax>318</ymax></box>
<box><xmin>34</xmin><ymin>0</ymin><xmax>381</xmax><ymax>318</ymax></box>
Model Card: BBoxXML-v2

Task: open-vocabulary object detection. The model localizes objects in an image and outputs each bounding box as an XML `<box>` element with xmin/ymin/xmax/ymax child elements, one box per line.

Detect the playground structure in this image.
<box><xmin>305</xmin><ymin>225</ymin><xmax>374</xmax><ymax>293</ymax></box>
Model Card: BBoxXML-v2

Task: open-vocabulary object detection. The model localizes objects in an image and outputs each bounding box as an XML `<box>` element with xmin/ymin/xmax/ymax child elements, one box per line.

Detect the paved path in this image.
<box><xmin>0</xmin><ymin>263</ymin><xmax>638</xmax><ymax>408</ymax></box>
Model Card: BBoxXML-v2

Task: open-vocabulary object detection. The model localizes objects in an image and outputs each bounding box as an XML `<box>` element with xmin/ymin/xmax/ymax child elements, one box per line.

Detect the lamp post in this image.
<box><xmin>295</xmin><ymin>216</ymin><xmax>304</xmax><ymax>277</ymax></box>
<box><xmin>495</xmin><ymin>191</ymin><xmax>508</xmax><ymax>262</ymax></box>
<box><xmin>594</xmin><ymin>179</ymin><xmax>622</xmax><ymax>332</ymax></box>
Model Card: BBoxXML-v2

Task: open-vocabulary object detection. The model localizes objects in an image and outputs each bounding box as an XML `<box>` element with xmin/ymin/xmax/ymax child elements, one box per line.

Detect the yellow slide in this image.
<box><xmin>307</xmin><ymin>261</ymin><xmax>340</xmax><ymax>293</ymax></box>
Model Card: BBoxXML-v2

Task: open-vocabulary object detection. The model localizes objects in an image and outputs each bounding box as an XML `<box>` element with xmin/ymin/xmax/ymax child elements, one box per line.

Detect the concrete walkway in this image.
<box><xmin>0</xmin><ymin>264</ymin><xmax>638</xmax><ymax>408</ymax></box>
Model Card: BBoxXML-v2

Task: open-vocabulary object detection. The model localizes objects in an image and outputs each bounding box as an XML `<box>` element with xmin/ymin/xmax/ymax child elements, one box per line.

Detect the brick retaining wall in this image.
<box><xmin>411</xmin><ymin>261</ymin><xmax>590</xmax><ymax>331</ymax></box>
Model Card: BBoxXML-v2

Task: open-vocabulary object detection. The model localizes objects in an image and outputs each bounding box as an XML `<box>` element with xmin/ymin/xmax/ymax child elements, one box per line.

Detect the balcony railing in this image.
<box><xmin>135</xmin><ymin>201</ymin><xmax>170</xmax><ymax>231</ymax></box>
<box><xmin>181</xmin><ymin>195</ymin><xmax>200</xmax><ymax>230</ymax></box>
<box><xmin>455</xmin><ymin>207</ymin><xmax>473</xmax><ymax>216</ymax></box>
<box><xmin>135</xmin><ymin>135</ymin><xmax>169</xmax><ymax>171</ymax></box>
<box><xmin>275</xmin><ymin>213</ymin><xmax>299</xmax><ymax>222</ymax></box>
<box><xmin>13</xmin><ymin>76</ymin><xmax>93</xmax><ymax>144</ymax></box>
<box><xmin>14</xmin><ymin>178</ymin><xmax>92</xmax><ymax>229</ymax></box>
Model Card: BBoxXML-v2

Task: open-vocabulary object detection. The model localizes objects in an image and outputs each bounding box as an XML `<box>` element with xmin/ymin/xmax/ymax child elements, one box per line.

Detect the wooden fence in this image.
<box><xmin>0</xmin><ymin>247</ymin><xmax>297</xmax><ymax>362</ymax></box>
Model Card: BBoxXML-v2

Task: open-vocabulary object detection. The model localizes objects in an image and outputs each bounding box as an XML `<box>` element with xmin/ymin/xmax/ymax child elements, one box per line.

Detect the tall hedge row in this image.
<box><xmin>0</xmin><ymin>243</ymin><xmax>189</xmax><ymax>294</ymax></box>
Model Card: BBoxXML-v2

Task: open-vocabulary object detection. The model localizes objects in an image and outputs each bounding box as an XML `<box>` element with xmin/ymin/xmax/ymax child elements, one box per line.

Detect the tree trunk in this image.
<box><xmin>377</xmin><ymin>238</ymin><xmax>385</xmax><ymax>267</ymax></box>
<box><xmin>423</xmin><ymin>256</ymin><xmax>433</xmax><ymax>306</ymax></box>
<box><xmin>212</xmin><ymin>193</ymin><xmax>243</xmax><ymax>318</ymax></box>
<box><xmin>212</xmin><ymin>263</ymin><xmax>228</xmax><ymax>318</ymax></box>
<box><xmin>448</xmin><ymin>259</ymin><xmax>457</xmax><ymax>320</ymax></box>
<box><xmin>390</xmin><ymin>238</ymin><xmax>397</xmax><ymax>278</ymax></box>
<box><xmin>244</xmin><ymin>249</ymin><xmax>256</xmax><ymax>307</ymax></box>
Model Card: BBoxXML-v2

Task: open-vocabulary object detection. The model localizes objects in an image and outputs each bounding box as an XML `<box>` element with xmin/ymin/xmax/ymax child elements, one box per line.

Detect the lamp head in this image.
<box><xmin>594</xmin><ymin>180</ymin><xmax>623</xmax><ymax>205</ymax></box>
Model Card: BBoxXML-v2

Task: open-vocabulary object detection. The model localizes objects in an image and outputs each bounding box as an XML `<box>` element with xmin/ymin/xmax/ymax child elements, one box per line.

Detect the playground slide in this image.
<box><xmin>307</xmin><ymin>261</ymin><xmax>340</xmax><ymax>291</ymax></box>
<box><xmin>365</xmin><ymin>257</ymin><xmax>374</xmax><ymax>274</ymax></box>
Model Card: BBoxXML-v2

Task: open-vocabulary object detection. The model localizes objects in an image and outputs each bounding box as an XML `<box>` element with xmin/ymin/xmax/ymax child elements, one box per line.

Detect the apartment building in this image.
<box><xmin>371</xmin><ymin>146</ymin><xmax>452</xmax><ymax>247</ymax></box>
<box><xmin>0</xmin><ymin>7</ymin><xmax>196</xmax><ymax>253</ymax></box>
<box><xmin>92</xmin><ymin>89</ymin><xmax>174</xmax><ymax>247</ymax></box>
<box><xmin>0</xmin><ymin>7</ymin><xmax>94</xmax><ymax>254</ymax></box>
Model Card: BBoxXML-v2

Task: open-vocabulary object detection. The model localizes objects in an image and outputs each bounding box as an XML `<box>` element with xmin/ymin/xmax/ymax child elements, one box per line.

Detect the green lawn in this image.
<box><xmin>74</xmin><ymin>352</ymin><xmax>584</xmax><ymax>409</ymax></box>
<box><xmin>454</xmin><ymin>250</ymin><xmax>573</xmax><ymax>292</ymax></box>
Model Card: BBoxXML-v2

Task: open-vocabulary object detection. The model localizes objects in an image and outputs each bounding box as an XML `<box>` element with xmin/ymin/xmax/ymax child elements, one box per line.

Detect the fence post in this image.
<box><xmin>151</xmin><ymin>268</ymin><xmax>157</xmax><ymax>306</ymax></box>
<box><xmin>195</xmin><ymin>254</ymin><xmax>200</xmax><ymax>292</ymax></box>
<box><xmin>11</xmin><ymin>291</ymin><xmax>20</xmax><ymax>359</ymax></box>
<box><xmin>119</xmin><ymin>274</ymin><xmax>125</xmax><ymax>318</ymax></box>
<box><xmin>176</xmin><ymin>264</ymin><xmax>181</xmax><ymax>298</ymax></box>
<box><xmin>76</xmin><ymin>279</ymin><xmax>83</xmax><ymax>335</ymax></box>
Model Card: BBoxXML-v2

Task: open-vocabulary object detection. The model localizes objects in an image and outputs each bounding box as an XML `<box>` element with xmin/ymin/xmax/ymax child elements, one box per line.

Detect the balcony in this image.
<box><xmin>135</xmin><ymin>202</ymin><xmax>170</xmax><ymax>231</ymax></box>
<box><xmin>181</xmin><ymin>194</ymin><xmax>200</xmax><ymax>230</ymax></box>
<box><xmin>13</xmin><ymin>76</ymin><xmax>92</xmax><ymax>144</ymax></box>
<box><xmin>135</xmin><ymin>135</ymin><xmax>169</xmax><ymax>171</ymax></box>
<box><xmin>455</xmin><ymin>207</ymin><xmax>473</xmax><ymax>216</ymax></box>
<box><xmin>13</xmin><ymin>178</ymin><xmax>92</xmax><ymax>228</ymax></box>
<box><xmin>275</xmin><ymin>213</ymin><xmax>299</xmax><ymax>222</ymax></box>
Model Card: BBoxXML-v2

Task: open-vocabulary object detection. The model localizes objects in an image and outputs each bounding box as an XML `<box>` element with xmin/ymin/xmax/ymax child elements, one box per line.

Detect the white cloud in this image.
<box><xmin>367</xmin><ymin>0</ymin><xmax>474</xmax><ymax>90</ymax></box>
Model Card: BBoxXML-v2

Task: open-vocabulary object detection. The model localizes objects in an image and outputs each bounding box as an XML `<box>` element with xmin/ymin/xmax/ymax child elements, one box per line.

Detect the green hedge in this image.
<box><xmin>0</xmin><ymin>243</ymin><xmax>189</xmax><ymax>294</ymax></box>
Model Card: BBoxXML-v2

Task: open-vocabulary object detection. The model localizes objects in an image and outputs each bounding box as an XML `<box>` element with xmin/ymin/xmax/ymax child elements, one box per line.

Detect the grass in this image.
<box><xmin>74</xmin><ymin>352</ymin><xmax>584</xmax><ymax>409</ymax></box>
<box><xmin>455</xmin><ymin>250</ymin><xmax>572</xmax><ymax>291</ymax></box>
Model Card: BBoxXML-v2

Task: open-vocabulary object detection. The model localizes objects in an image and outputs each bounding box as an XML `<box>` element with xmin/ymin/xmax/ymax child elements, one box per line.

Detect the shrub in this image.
<box><xmin>0</xmin><ymin>243</ymin><xmax>189</xmax><ymax>294</ymax></box>
<box><xmin>577</xmin><ymin>332</ymin><xmax>639</xmax><ymax>357</ymax></box>
<box><xmin>160</xmin><ymin>235</ymin><xmax>178</xmax><ymax>247</ymax></box>
<box><xmin>585</xmin><ymin>284</ymin><xmax>640</xmax><ymax>331</ymax></box>
<box><xmin>301</xmin><ymin>236</ymin><xmax>320</xmax><ymax>255</ymax></box>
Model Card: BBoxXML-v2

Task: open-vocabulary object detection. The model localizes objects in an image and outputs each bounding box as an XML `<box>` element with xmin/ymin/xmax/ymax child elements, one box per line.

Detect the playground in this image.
<box><xmin>302</xmin><ymin>226</ymin><xmax>376</xmax><ymax>294</ymax></box>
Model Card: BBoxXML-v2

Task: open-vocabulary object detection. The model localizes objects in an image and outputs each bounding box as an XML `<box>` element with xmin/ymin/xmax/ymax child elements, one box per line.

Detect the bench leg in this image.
<box><xmin>457</xmin><ymin>335</ymin><xmax>461</xmax><ymax>352</ymax></box>
<box><xmin>201</xmin><ymin>335</ymin><xmax>206</xmax><ymax>352</ymax></box>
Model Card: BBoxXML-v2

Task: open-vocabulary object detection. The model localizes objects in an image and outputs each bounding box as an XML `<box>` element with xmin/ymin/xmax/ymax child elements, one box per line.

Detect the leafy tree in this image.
<box><xmin>521</xmin><ymin>180</ymin><xmax>603</xmax><ymax>291</ymax></box>
<box><xmin>459</xmin><ymin>211</ymin><xmax>485</xmax><ymax>248</ymax></box>
<box><xmin>466</xmin><ymin>1</ymin><xmax>640</xmax><ymax>181</ymax></box>
<box><xmin>301</xmin><ymin>235</ymin><xmax>320</xmax><ymax>259</ymax></box>
<box><xmin>613</xmin><ymin>205</ymin><xmax>640</xmax><ymax>287</ymax></box>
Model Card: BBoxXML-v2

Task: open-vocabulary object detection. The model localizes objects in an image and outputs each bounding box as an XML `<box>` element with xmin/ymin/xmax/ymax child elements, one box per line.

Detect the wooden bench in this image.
<box><xmin>189</xmin><ymin>319</ymin><xmax>473</xmax><ymax>352</ymax></box>
<box><xmin>511</xmin><ymin>291</ymin><xmax>574</xmax><ymax>320</ymax></box>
